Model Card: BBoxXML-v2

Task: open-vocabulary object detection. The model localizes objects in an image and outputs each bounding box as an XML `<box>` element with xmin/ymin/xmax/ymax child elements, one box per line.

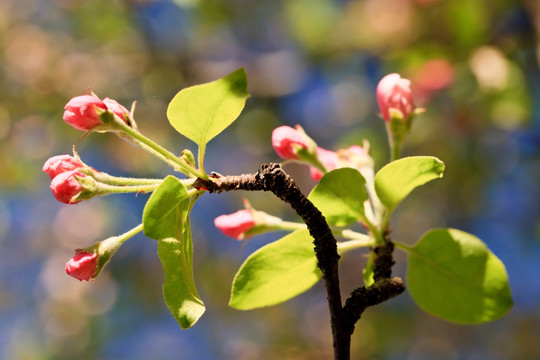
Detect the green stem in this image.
<box><xmin>363</xmin><ymin>216</ymin><xmax>384</xmax><ymax>245</ymax></box>
<box><xmin>186</xmin><ymin>188</ymin><xmax>201</xmax><ymax>198</ymax></box>
<box><xmin>392</xmin><ymin>240</ymin><xmax>412</xmax><ymax>252</ymax></box>
<box><xmin>276</xmin><ymin>220</ymin><xmax>308</xmax><ymax>231</ymax></box>
<box><xmin>389</xmin><ymin>138</ymin><xmax>401</xmax><ymax>162</ymax></box>
<box><xmin>118</xmin><ymin>123</ymin><xmax>202</xmax><ymax>178</ymax></box>
<box><xmin>337</xmin><ymin>238</ymin><xmax>373</xmax><ymax>254</ymax></box>
<box><xmin>96</xmin><ymin>182</ymin><xmax>161</xmax><ymax>195</ymax></box>
<box><xmin>338</xmin><ymin>229</ymin><xmax>372</xmax><ymax>244</ymax></box>
<box><xmin>91</xmin><ymin>172</ymin><xmax>163</xmax><ymax>186</ymax></box>
<box><xmin>198</xmin><ymin>144</ymin><xmax>208</xmax><ymax>179</ymax></box>
<box><xmin>118</xmin><ymin>223</ymin><xmax>144</xmax><ymax>244</ymax></box>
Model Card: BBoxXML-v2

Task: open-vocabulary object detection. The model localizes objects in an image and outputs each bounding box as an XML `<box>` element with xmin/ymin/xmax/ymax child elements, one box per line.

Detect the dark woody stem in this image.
<box><xmin>194</xmin><ymin>163</ymin><xmax>405</xmax><ymax>360</ymax></box>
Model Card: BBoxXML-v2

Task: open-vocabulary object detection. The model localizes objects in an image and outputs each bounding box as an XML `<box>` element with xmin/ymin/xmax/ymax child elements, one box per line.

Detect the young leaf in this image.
<box><xmin>142</xmin><ymin>176</ymin><xmax>205</xmax><ymax>329</ymax></box>
<box><xmin>142</xmin><ymin>175</ymin><xmax>188</xmax><ymax>240</ymax></box>
<box><xmin>230</xmin><ymin>230</ymin><xmax>321</xmax><ymax>310</ymax></box>
<box><xmin>374</xmin><ymin>156</ymin><xmax>444</xmax><ymax>211</ymax></box>
<box><xmin>166</xmin><ymin>68</ymin><xmax>250</xmax><ymax>147</ymax></box>
<box><xmin>405</xmin><ymin>228</ymin><xmax>513</xmax><ymax>324</ymax></box>
<box><xmin>308</xmin><ymin>168</ymin><xmax>368</xmax><ymax>226</ymax></box>
<box><xmin>158</xmin><ymin>216</ymin><xmax>205</xmax><ymax>330</ymax></box>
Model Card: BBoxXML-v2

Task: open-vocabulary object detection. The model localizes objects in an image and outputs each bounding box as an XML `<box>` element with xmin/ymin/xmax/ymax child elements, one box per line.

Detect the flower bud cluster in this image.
<box><xmin>63</xmin><ymin>94</ymin><xmax>132</xmax><ymax>132</ymax></box>
<box><xmin>43</xmin><ymin>154</ymin><xmax>96</xmax><ymax>204</ymax></box>
<box><xmin>271</xmin><ymin>125</ymin><xmax>374</xmax><ymax>182</ymax></box>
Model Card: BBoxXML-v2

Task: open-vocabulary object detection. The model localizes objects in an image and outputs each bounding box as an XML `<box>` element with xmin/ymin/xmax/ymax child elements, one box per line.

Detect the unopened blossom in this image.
<box><xmin>103</xmin><ymin>97</ymin><xmax>131</xmax><ymax>123</ymax></box>
<box><xmin>63</xmin><ymin>95</ymin><xmax>108</xmax><ymax>131</ymax></box>
<box><xmin>42</xmin><ymin>155</ymin><xmax>84</xmax><ymax>180</ymax></box>
<box><xmin>65</xmin><ymin>251</ymin><xmax>98</xmax><ymax>281</ymax></box>
<box><xmin>376</xmin><ymin>73</ymin><xmax>415</xmax><ymax>122</ymax></box>
<box><xmin>214</xmin><ymin>209</ymin><xmax>256</xmax><ymax>240</ymax></box>
<box><xmin>272</xmin><ymin>126</ymin><xmax>309</xmax><ymax>160</ymax></box>
<box><xmin>310</xmin><ymin>147</ymin><xmax>339</xmax><ymax>181</ymax></box>
<box><xmin>49</xmin><ymin>170</ymin><xmax>86</xmax><ymax>204</ymax></box>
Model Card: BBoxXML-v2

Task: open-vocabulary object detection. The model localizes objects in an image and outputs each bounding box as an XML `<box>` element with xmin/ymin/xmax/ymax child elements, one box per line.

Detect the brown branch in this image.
<box><xmin>195</xmin><ymin>163</ymin><xmax>349</xmax><ymax>359</ymax></box>
<box><xmin>343</xmin><ymin>242</ymin><xmax>406</xmax><ymax>335</ymax></box>
<box><xmin>194</xmin><ymin>163</ymin><xmax>405</xmax><ymax>360</ymax></box>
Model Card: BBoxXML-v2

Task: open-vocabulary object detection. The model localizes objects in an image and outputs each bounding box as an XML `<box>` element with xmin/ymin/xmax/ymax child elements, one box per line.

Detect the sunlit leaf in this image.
<box><xmin>166</xmin><ymin>68</ymin><xmax>249</xmax><ymax>147</ymax></box>
<box><xmin>142</xmin><ymin>176</ymin><xmax>188</xmax><ymax>239</ymax></box>
<box><xmin>405</xmin><ymin>228</ymin><xmax>513</xmax><ymax>324</ymax></box>
<box><xmin>157</xmin><ymin>216</ymin><xmax>205</xmax><ymax>329</ymax></box>
<box><xmin>374</xmin><ymin>156</ymin><xmax>444</xmax><ymax>211</ymax></box>
<box><xmin>230</xmin><ymin>230</ymin><xmax>321</xmax><ymax>310</ymax></box>
<box><xmin>308</xmin><ymin>168</ymin><xmax>367</xmax><ymax>226</ymax></box>
<box><xmin>142</xmin><ymin>176</ymin><xmax>205</xmax><ymax>329</ymax></box>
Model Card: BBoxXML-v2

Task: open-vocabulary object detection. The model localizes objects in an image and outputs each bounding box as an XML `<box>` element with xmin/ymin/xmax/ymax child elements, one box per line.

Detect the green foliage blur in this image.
<box><xmin>1</xmin><ymin>0</ymin><xmax>539</xmax><ymax>359</ymax></box>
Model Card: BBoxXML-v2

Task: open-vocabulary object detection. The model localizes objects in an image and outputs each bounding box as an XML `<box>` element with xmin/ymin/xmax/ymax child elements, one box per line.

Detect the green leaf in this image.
<box><xmin>230</xmin><ymin>229</ymin><xmax>321</xmax><ymax>310</ymax></box>
<box><xmin>158</xmin><ymin>216</ymin><xmax>205</xmax><ymax>329</ymax></box>
<box><xmin>142</xmin><ymin>176</ymin><xmax>205</xmax><ymax>329</ymax></box>
<box><xmin>142</xmin><ymin>176</ymin><xmax>188</xmax><ymax>239</ymax></box>
<box><xmin>405</xmin><ymin>228</ymin><xmax>513</xmax><ymax>324</ymax></box>
<box><xmin>308</xmin><ymin>168</ymin><xmax>368</xmax><ymax>226</ymax></box>
<box><xmin>166</xmin><ymin>68</ymin><xmax>249</xmax><ymax>147</ymax></box>
<box><xmin>374</xmin><ymin>156</ymin><xmax>444</xmax><ymax>211</ymax></box>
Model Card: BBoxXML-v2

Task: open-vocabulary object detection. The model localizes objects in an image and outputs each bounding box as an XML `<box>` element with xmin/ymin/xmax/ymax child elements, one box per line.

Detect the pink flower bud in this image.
<box><xmin>376</xmin><ymin>73</ymin><xmax>415</xmax><ymax>122</ymax></box>
<box><xmin>42</xmin><ymin>155</ymin><xmax>84</xmax><ymax>180</ymax></box>
<box><xmin>49</xmin><ymin>170</ymin><xmax>86</xmax><ymax>204</ymax></box>
<box><xmin>65</xmin><ymin>251</ymin><xmax>98</xmax><ymax>281</ymax></box>
<box><xmin>63</xmin><ymin>95</ymin><xmax>107</xmax><ymax>131</ymax></box>
<box><xmin>103</xmin><ymin>98</ymin><xmax>130</xmax><ymax>123</ymax></box>
<box><xmin>214</xmin><ymin>209</ymin><xmax>256</xmax><ymax>240</ymax></box>
<box><xmin>272</xmin><ymin>126</ymin><xmax>309</xmax><ymax>159</ymax></box>
<box><xmin>310</xmin><ymin>147</ymin><xmax>339</xmax><ymax>181</ymax></box>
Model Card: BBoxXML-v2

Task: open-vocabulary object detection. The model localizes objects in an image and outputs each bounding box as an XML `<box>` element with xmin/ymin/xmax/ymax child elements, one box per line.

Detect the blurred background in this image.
<box><xmin>1</xmin><ymin>0</ymin><xmax>539</xmax><ymax>359</ymax></box>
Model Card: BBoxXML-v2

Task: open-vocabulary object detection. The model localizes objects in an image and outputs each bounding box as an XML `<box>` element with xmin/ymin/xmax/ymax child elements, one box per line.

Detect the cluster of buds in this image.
<box><xmin>42</xmin><ymin>154</ymin><xmax>97</xmax><ymax>204</ymax></box>
<box><xmin>63</xmin><ymin>94</ymin><xmax>134</xmax><ymax>132</ymax></box>
<box><xmin>47</xmin><ymin>94</ymin><xmax>139</xmax><ymax>203</ymax></box>
<box><xmin>47</xmin><ymin>92</ymin><xmax>184</xmax><ymax>282</ymax></box>
<box><xmin>271</xmin><ymin>125</ymin><xmax>374</xmax><ymax>182</ymax></box>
